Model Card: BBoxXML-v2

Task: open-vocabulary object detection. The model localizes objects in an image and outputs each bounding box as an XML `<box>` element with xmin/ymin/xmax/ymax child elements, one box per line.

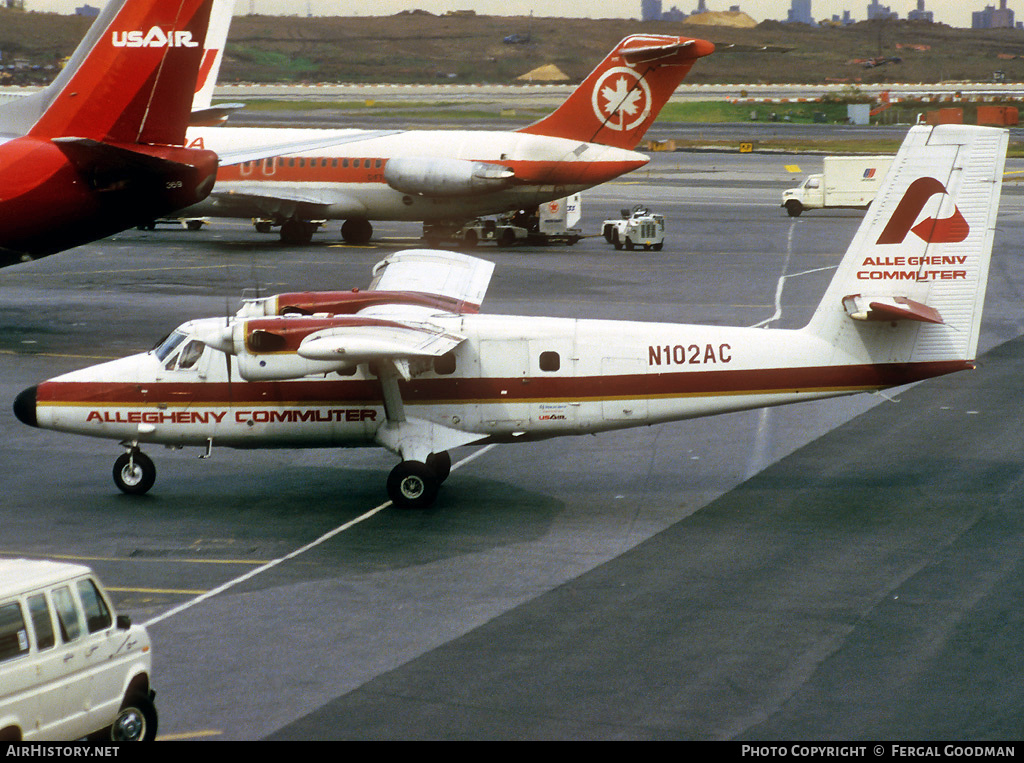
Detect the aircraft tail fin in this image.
<box><xmin>805</xmin><ymin>124</ymin><xmax>1007</xmax><ymax>369</ymax></box>
<box><xmin>191</xmin><ymin>0</ymin><xmax>235</xmax><ymax>113</ymax></box>
<box><xmin>517</xmin><ymin>34</ymin><xmax>714</xmax><ymax>150</ymax></box>
<box><xmin>23</xmin><ymin>0</ymin><xmax>214</xmax><ymax>146</ymax></box>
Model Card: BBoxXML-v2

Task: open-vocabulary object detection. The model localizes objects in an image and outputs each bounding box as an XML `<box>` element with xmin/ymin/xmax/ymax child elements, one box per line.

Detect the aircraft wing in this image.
<box><xmin>204</xmin><ymin>185</ymin><xmax>366</xmax><ymax>219</ymax></box>
<box><xmin>367</xmin><ymin>250</ymin><xmax>495</xmax><ymax>312</ymax></box>
<box><xmin>215</xmin><ymin>130</ymin><xmax>402</xmax><ymax>167</ymax></box>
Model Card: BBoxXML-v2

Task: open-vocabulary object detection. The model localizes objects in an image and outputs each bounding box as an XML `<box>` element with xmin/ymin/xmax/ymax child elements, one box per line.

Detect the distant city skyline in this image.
<box><xmin>17</xmin><ymin>1</ymin><xmax>1011</xmax><ymax>30</ymax></box>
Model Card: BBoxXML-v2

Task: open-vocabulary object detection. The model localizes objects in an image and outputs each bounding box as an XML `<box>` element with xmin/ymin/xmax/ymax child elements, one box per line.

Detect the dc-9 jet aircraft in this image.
<box><xmin>180</xmin><ymin>22</ymin><xmax>715</xmax><ymax>244</ymax></box>
<box><xmin>13</xmin><ymin>125</ymin><xmax>1007</xmax><ymax>508</ymax></box>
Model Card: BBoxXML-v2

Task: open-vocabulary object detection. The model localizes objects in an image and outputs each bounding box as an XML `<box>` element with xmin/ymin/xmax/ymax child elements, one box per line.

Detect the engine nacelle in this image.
<box><xmin>232</xmin><ymin>316</ymin><xmax>360</xmax><ymax>381</ymax></box>
<box><xmin>384</xmin><ymin>157</ymin><xmax>514</xmax><ymax>197</ymax></box>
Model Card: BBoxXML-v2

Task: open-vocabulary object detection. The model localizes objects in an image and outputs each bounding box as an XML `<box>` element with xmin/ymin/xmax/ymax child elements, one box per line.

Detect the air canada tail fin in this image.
<box><xmin>805</xmin><ymin>124</ymin><xmax>1008</xmax><ymax>368</ymax></box>
<box><xmin>517</xmin><ymin>34</ymin><xmax>714</xmax><ymax>150</ymax></box>
<box><xmin>22</xmin><ymin>0</ymin><xmax>213</xmax><ymax>146</ymax></box>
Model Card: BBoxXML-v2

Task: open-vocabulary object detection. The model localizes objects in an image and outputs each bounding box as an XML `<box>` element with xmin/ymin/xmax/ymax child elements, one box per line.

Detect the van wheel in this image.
<box><xmin>113</xmin><ymin>451</ymin><xmax>156</xmax><ymax>495</ymax></box>
<box><xmin>785</xmin><ymin>200</ymin><xmax>803</xmax><ymax>217</ymax></box>
<box><xmin>111</xmin><ymin>694</ymin><xmax>158</xmax><ymax>742</ymax></box>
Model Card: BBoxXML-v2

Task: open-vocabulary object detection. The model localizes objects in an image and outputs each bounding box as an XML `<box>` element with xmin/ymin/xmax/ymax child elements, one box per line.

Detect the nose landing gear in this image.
<box><xmin>112</xmin><ymin>449</ymin><xmax>156</xmax><ymax>495</ymax></box>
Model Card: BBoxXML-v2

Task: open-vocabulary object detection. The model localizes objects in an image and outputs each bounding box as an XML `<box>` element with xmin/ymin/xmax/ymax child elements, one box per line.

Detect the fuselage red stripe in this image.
<box><xmin>37</xmin><ymin>360</ymin><xmax>971</xmax><ymax>407</ymax></box>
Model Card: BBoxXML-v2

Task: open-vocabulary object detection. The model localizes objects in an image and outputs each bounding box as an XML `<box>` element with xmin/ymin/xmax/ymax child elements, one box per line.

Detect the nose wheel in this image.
<box><xmin>113</xmin><ymin>450</ymin><xmax>156</xmax><ymax>495</ymax></box>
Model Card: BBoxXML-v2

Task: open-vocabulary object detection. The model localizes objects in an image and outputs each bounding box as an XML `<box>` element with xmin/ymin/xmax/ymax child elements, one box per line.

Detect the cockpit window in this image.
<box><xmin>154</xmin><ymin>330</ymin><xmax>187</xmax><ymax>362</ymax></box>
<box><xmin>177</xmin><ymin>340</ymin><xmax>205</xmax><ymax>370</ymax></box>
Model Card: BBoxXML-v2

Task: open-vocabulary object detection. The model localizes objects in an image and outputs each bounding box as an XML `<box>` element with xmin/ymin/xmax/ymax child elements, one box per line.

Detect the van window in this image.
<box><xmin>27</xmin><ymin>594</ymin><xmax>55</xmax><ymax>650</ymax></box>
<box><xmin>77</xmin><ymin>580</ymin><xmax>112</xmax><ymax>634</ymax></box>
<box><xmin>0</xmin><ymin>602</ymin><xmax>29</xmax><ymax>663</ymax></box>
<box><xmin>51</xmin><ymin>586</ymin><xmax>81</xmax><ymax>643</ymax></box>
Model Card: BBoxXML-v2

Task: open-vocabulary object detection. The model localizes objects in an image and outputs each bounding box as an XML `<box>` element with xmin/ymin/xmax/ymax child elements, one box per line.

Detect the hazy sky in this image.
<box><xmin>22</xmin><ymin>1</ymin><xmax>998</xmax><ymax>31</ymax></box>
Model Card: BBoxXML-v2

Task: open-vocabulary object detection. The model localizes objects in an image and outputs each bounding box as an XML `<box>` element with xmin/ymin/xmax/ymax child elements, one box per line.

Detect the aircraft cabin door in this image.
<box><xmin>477</xmin><ymin>338</ymin><xmax>530</xmax><ymax>432</ymax></box>
<box><xmin>600</xmin><ymin>356</ymin><xmax>648</xmax><ymax>422</ymax></box>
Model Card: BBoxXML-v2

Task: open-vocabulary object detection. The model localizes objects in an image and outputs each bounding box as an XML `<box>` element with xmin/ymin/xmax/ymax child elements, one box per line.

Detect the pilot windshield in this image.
<box><xmin>153</xmin><ymin>330</ymin><xmax>187</xmax><ymax>362</ymax></box>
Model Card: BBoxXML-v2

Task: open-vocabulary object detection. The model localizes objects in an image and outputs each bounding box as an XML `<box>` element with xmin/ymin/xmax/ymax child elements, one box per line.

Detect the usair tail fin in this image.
<box><xmin>19</xmin><ymin>0</ymin><xmax>214</xmax><ymax>146</ymax></box>
<box><xmin>517</xmin><ymin>34</ymin><xmax>714</xmax><ymax>150</ymax></box>
<box><xmin>805</xmin><ymin>124</ymin><xmax>1008</xmax><ymax>368</ymax></box>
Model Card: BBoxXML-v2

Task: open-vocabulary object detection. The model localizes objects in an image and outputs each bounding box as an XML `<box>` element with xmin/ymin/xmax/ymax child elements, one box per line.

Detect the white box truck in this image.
<box><xmin>782</xmin><ymin>156</ymin><xmax>893</xmax><ymax>216</ymax></box>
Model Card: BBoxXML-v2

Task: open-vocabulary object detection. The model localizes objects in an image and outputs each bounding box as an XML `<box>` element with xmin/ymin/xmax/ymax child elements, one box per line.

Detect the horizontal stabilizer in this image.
<box><xmin>53</xmin><ymin>137</ymin><xmax>209</xmax><ymax>175</ymax></box>
<box><xmin>621</xmin><ymin>38</ymin><xmax>711</xmax><ymax>65</ymax></box>
<box><xmin>842</xmin><ymin>294</ymin><xmax>944</xmax><ymax>324</ymax></box>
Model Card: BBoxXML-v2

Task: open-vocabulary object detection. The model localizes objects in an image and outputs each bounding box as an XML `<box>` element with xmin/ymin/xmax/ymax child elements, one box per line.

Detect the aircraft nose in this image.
<box><xmin>13</xmin><ymin>385</ymin><xmax>37</xmax><ymax>428</ymax></box>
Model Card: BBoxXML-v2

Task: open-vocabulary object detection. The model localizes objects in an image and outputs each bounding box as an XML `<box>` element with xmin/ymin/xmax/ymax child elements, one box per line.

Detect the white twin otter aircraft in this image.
<box><xmin>14</xmin><ymin>125</ymin><xmax>1008</xmax><ymax>508</ymax></box>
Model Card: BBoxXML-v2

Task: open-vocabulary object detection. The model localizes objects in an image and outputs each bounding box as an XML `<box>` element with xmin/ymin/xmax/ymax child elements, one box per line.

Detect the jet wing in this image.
<box><xmin>367</xmin><ymin>250</ymin><xmax>495</xmax><ymax>312</ymax></box>
<box><xmin>204</xmin><ymin>185</ymin><xmax>366</xmax><ymax>219</ymax></box>
<box><xmin>215</xmin><ymin>130</ymin><xmax>402</xmax><ymax>167</ymax></box>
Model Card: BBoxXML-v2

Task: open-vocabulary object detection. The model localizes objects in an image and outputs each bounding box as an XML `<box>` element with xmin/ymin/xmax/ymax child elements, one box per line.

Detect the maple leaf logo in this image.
<box><xmin>591</xmin><ymin>68</ymin><xmax>652</xmax><ymax>132</ymax></box>
<box><xmin>601</xmin><ymin>76</ymin><xmax>644</xmax><ymax>122</ymax></box>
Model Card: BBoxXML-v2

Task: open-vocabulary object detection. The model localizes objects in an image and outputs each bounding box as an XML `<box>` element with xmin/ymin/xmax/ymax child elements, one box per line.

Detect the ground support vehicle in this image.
<box><xmin>0</xmin><ymin>559</ymin><xmax>156</xmax><ymax>742</ymax></box>
<box><xmin>781</xmin><ymin>155</ymin><xmax>893</xmax><ymax>216</ymax></box>
<box><xmin>602</xmin><ymin>205</ymin><xmax>665</xmax><ymax>250</ymax></box>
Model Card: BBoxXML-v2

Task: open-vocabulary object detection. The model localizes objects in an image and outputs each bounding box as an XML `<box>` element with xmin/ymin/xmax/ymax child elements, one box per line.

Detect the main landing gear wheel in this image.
<box><xmin>113</xmin><ymin>451</ymin><xmax>155</xmax><ymax>495</ymax></box>
<box><xmin>387</xmin><ymin>460</ymin><xmax>440</xmax><ymax>509</ymax></box>
<box><xmin>426</xmin><ymin>451</ymin><xmax>452</xmax><ymax>482</ymax></box>
<box><xmin>341</xmin><ymin>218</ymin><xmax>373</xmax><ymax>245</ymax></box>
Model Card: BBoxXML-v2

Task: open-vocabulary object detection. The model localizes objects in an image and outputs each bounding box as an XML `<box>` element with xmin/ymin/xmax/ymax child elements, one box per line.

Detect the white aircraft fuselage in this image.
<box><xmin>182</xmin><ymin>126</ymin><xmax>648</xmax><ymax>223</ymax></box>
<box><xmin>27</xmin><ymin>312</ymin><xmax>968</xmax><ymax>450</ymax></box>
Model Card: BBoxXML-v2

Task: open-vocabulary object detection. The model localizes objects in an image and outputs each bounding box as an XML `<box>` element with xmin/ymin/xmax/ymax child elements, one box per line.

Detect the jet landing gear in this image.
<box><xmin>386</xmin><ymin>451</ymin><xmax>451</xmax><ymax>509</ymax></box>
<box><xmin>112</xmin><ymin>449</ymin><xmax>156</xmax><ymax>495</ymax></box>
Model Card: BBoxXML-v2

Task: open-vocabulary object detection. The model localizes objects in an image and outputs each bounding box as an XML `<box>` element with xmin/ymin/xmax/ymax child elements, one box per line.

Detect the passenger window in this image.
<box><xmin>539</xmin><ymin>351</ymin><xmax>560</xmax><ymax>372</ymax></box>
<box><xmin>177</xmin><ymin>340</ymin><xmax>206</xmax><ymax>370</ymax></box>
<box><xmin>353</xmin><ymin>159</ymin><xmax>361</xmax><ymax>168</ymax></box>
<box><xmin>27</xmin><ymin>594</ymin><xmax>55</xmax><ymax>650</ymax></box>
<box><xmin>433</xmin><ymin>352</ymin><xmax>456</xmax><ymax>375</ymax></box>
<box><xmin>77</xmin><ymin>580</ymin><xmax>112</xmax><ymax>634</ymax></box>
<box><xmin>51</xmin><ymin>586</ymin><xmax>81</xmax><ymax>643</ymax></box>
<box><xmin>0</xmin><ymin>602</ymin><xmax>29</xmax><ymax>663</ymax></box>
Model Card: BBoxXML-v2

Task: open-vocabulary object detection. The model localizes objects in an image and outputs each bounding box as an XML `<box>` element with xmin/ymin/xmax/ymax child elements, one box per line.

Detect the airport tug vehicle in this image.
<box><xmin>13</xmin><ymin>126</ymin><xmax>1008</xmax><ymax>509</ymax></box>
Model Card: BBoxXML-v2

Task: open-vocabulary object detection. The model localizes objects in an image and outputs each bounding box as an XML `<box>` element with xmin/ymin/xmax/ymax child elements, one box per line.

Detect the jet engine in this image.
<box><xmin>384</xmin><ymin>157</ymin><xmax>514</xmax><ymax>197</ymax></box>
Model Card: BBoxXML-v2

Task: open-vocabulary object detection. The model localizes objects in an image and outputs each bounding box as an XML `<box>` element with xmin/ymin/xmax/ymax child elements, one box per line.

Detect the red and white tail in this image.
<box><xmin>24</xmin><ymin>0</ymin><xmax>214</xmax><ymax>146</ymax></box>
<box><xmin>191</xmin><ymin>0</ymin><xmax>235</xmax><ymax>113</ymax></box>
<box><xmin>806</xmin><ymin>124</ymin><xmax>1008</xmax><ymax>368</ymax></box>
<box><xmin>517</xmin><ymin>34</ymin><xmax>714</xmax><ymax>150</ymax></box>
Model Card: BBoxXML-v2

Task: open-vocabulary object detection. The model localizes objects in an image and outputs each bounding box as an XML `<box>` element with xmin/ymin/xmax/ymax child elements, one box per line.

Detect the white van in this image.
<box><xmin>0</xmin><ymin>559</ymin><xmax>157</xmax><ymax>742</ymax></box>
